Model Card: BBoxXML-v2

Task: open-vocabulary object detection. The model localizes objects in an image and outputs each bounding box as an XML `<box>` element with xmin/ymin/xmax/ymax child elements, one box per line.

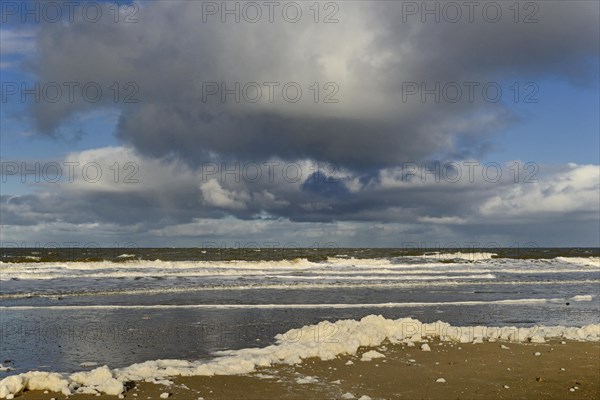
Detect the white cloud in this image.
<box><xmin>418</xmin><ymin>216</ymin><xmax>467</xmax><ymax>225</ymax></box>
<box><xmin>61</xmin><ymin>146</ymin><xmax>196</xmax><ymax>193</ymax></box>
<box><xmin>0</xmin><ymin>28</ymin><xmax>37</xmax><ymax>57</ymax></box>
<box><xmin>200</xmin><ymin>179</ymin><xmax>250</xmax><ymax>210</ymax></box>
<box><xmin>479</xmin><ymin>164</ymin><xmax>600</xmax><ymax>217</ymax></box>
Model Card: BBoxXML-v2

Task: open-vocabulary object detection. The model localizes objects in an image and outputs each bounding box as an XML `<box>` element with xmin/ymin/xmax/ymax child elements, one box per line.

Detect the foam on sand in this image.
<box><xmin>360</xmin><ymin>350</ymin><xmax>385</xmax><ymax>361</ymax></box>
<box><xmin>1</xmin><ymin>315</ymin><xmax>599</xmax><ymax>398</ymax></box>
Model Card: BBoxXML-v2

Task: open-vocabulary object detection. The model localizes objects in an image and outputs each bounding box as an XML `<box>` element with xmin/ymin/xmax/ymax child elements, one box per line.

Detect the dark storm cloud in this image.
<box><xmin>116</xmin><ymin>109</ymin><xmax>470</xmax><ymax>168</ymax></box>
<box><xmin>24</xmin><ymin>1</ymin><xmax>599</xmax><ymax>169</ymax></box>
<box><xmin>367</xmin><ymin>2</ymin><xmax>600</xmax><ymax>84</ymax></box>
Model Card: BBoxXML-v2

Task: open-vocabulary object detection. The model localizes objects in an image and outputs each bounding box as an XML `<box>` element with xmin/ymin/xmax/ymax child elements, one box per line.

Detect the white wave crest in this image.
<box><xmin>555</xmin><ymin>257</ymin><xmax>600</xmax><ymax>268</ymax></box>
<box><xmin>419</xmin><ymin>252</ymin><xmax>497</xmax><ymax>261</ymax></box>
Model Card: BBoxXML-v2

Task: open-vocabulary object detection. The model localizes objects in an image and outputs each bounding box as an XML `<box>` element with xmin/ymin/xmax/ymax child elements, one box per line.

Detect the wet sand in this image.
<box><xmin>15</xmin><ymin>339</ymin><xmax>600</xmax><ymax>399</ymax></box>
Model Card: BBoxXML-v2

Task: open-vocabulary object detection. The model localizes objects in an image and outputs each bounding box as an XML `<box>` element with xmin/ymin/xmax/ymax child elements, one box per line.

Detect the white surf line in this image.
<box><xmin>0</xmin><ymin>273</ymin><xmax>499</xmax><ymax>281</ymax></box>
<box><xmin>3</xmin><ymin>271</ymin><xmax>597</xmax><ymax>282</ymax></box>
<box><xmin>1</xmin><ymin>279</ymin><xmax>598</xmax><ymax>299</ymax></box>
<box><xmin>3</xmin><ymin>267</ymin><xmax>598</xmax><ymax>280</ymax></box>
<box><xmin>0</xmin><ymin>296</ymin><xmax>593</xmax><ymax>310</ymax></box>
<box><xmin>279</xmin><ymin>269</ymin><xmax>600</xmax><ymax>274</ymax></box>
<box><xmin>253</xmin><ymin>274</ymin><xmax>497</xmax><ymax>280</ymax></box>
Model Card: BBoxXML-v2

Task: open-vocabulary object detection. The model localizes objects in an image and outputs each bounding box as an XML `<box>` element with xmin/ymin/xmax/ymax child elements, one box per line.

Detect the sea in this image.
<box><xmin>1</xmin><ymin>247</ymin><xmax>599</xmax><ymax>377</ymax></box>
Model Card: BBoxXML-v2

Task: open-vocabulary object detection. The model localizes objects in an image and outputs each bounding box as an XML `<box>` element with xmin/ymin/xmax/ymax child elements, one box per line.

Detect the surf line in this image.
<box><xmin>1</xmin><ymin>296</ymin><xmax>593</xmax><ymax>310</ymax></box>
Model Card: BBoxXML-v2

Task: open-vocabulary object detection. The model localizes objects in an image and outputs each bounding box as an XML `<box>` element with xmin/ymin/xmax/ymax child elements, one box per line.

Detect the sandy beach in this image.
<box><xmin>12</xmin><ymin>339</ymin><xmax>599</xmax><ymax>400</ymax></box>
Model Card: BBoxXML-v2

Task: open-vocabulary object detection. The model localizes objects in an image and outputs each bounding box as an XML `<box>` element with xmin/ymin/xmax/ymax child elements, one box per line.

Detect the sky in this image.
<box><xmin>0</xmin><ymin>0</ymin><xmax>599</xmax><ymax>248</ymax></box>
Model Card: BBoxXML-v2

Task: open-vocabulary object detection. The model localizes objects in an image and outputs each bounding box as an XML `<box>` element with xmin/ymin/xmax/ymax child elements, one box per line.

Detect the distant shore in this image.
<box><xmin>14</xmin><ymin>340</ymin><xmax>600</xmax><ymax>400</ymax></box>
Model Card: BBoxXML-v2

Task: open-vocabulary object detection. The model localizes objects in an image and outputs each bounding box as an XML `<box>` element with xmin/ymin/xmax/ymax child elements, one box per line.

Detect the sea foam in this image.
<box><xmin>1</xmin><ymin>315</ymin><xmax>599</xmax><ymax>398</ymax></box>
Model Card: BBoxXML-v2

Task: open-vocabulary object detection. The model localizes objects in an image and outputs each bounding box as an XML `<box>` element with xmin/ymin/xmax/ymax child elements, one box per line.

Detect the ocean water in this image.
<box><xmin>1</xmin><ymin>248</ymin><xmax>598</xmax><ymax>376</ymax></box>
